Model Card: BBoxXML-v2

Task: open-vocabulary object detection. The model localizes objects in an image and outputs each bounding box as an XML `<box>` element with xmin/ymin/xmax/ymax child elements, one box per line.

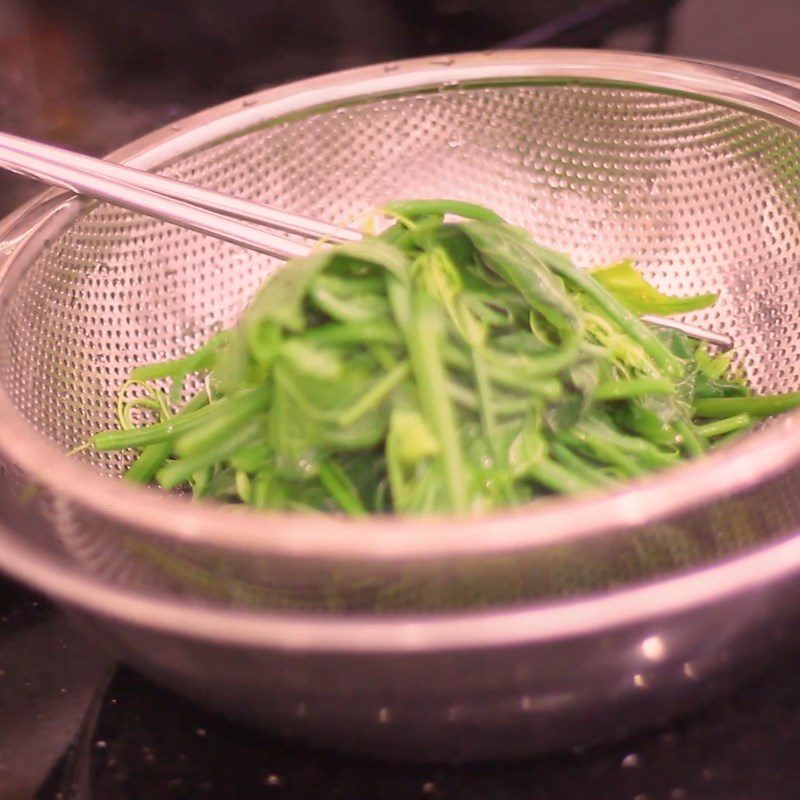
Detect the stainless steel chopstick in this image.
<box><xmin>0</xmin><ymin>139</ymin><xmax>312</xmax><ymax>260</ymax></box>
<box><xmin>640</xmin><ymin>315</ymin><xmax>732</xmax><ymax>348</ymax></box>
<box><xmin>0</xmin><ymin>131</ymin><xmax>359</xmax><ymax>244</ymax></box>
<box><xmin>0</xmin><ymin>131</ymin><xmax>732</xmax><ymax>348</ymax></box>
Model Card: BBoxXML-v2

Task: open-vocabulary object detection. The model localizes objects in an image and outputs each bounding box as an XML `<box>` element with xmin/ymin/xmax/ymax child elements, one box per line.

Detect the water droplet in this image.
<box><xmin>432</xmin><ymin>57</ymin><xmax>455</xmax><ymax>66</ymax></box>
<box><xmin>683</xmin><ymin>662</ymin><xmax>698</xmax><ymax>679</ymax></box>
<box><xmin>242</xmin><ymin>98</ymin><xmax>257</xmax><ymax>107</ymax></box>
<box><xmin>169</xmin><ymin>124</ymin><xmax>182</xmax><ymax>131</ymax></box>
<box><xmin>95</xmin><ymin>740</ymin><xmax>107</xmax><ymax>750</ymax></box>
<box><xmin>641</xmin><ymin>635</ymin><xmax>666</xmax><ymax>661</ymax></box>
<box><xmin>621</xmin><ymin>753</ymin><xmax>641</xmax><ymax>768</ymax></box>
<box><xmin>633</xmin><ymin>673</ymin><xmax>649</xmax><ymax>689</ymax></box>
<box><xmin>378</xmin><ymin>707</ymin><xmax>391</xmax><ymax>723</ymax></box>
<box><xmin>383</xmin><ymin>63</ymin><xmax>400</xmax><ymax>72</ymax></box>
<box><xmin>520</xmin><ymin>695</ymin><xmax>533</xmax><ymax>711</ymax></box>
<box><xmin>266</xmin><ymin>774</ymin><xmax>283</xmax><ymax>786</ymax></box>
<box><xmin>634</xmin><ymin>794</ymin><xmax>649</xmax><ymax>800</ymax></box>
<box><xmin>422</xmin><ymin>782</ymin><xmax>437</xmax><ymax>794</ymax></box>
<box><xmin>437</xmin><ymin>80</ymin><xmax>460</xmax><ymax>92</ymax></box>
<box><xmin>670</xmin><ymin>789</ymin><xmax>687</xmax><ymax>800</ymax></box>
<box><xmin>195</xmin><ymin>728</ymin><xmax>207</xmax><ymax>737</ymax></box>
<box><xmin>447</xmin><ymin>138</ymin><xmax>463</xmax><ymax>149</ymax></box>
<box><xmin>701</xmin><ymin>768</ymin><xmax>713</xmax><ymax>781</ymax></box>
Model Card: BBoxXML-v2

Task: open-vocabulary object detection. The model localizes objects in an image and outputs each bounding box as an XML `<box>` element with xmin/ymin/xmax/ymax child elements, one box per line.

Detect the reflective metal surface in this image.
<box><xmin>1</xmin><ymin>51</ymin><xmax>800</xmax><ymax>758</ymax></box>
<box><xmin>1</xmin><ymin>491</ymin><xmax>800</xmax><ymax>761</ymax></box>
<box><xmin>0</xmin><ymin>131</ymin><xmax>357</xmax><ymax>258</ymax></box>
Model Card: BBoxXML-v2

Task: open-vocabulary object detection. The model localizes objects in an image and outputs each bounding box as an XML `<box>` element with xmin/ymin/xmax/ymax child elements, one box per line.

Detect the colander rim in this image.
<box><xmin>2</xmin><ymin>49</ymin><xmax>800</xmax><ymax>562</ymax></box>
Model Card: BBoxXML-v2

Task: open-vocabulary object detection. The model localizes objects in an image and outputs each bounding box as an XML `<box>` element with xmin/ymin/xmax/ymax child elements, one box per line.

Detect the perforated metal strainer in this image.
<box><xmin>1</xmin><ymin>51</ymin><xmax>800</xmax><ymax>760</ymax></box>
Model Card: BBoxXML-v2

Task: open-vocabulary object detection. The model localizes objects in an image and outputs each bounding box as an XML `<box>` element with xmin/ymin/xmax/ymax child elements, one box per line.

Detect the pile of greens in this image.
<box><xmin>90</xmin><ymin>199</ymin><xmax>800</xmax><ymax>515</ymax></box>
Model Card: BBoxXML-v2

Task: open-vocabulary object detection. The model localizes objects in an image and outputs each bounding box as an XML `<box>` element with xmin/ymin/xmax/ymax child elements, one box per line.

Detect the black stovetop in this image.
<box><xmin>3</xmin><ymin>0</ymin><xmax>800</xmax><ymax>797</ymax></box>
<box><xmin>1</xmin><ymin>571</ymin><xmax>799</xmax><ymax>800</ymax></box>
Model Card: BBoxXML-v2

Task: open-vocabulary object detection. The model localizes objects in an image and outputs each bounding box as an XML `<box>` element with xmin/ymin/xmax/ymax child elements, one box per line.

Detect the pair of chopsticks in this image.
<box><xmin>0</xmin><ymin>130</ymin><xmax>359</xmax><ymax>260</ymax></box>
<box><xmin>0</xmin><ymin>130</ymin><xmax>732</xmax><ymax>349</ymax></box>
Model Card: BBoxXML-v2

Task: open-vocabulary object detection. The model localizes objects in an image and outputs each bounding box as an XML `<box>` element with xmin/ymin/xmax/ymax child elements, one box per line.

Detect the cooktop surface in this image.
<box><xmin>0</xmin><ymin>577</ymin><xmax>798</xmax><ymax>799</ymax></box>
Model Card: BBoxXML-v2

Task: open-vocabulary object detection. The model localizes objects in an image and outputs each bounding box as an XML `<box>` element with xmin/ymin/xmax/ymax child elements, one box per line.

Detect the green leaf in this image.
<box><xmin>281</xmin><ymin>340</ymin><xmax>344</xmax><ymax>381</ymax></box>
<box><xmin>215</xmin><ymin>328</ymin><xmax>256</xmax><ymax>395</ymax></box>
<box><xmin>696</xmin><ymin>343</ymin><xmax>734</xmax><ymax>380</ymax></box>
<box><xmin>244</xmin><ymin>252</ymin><xmax>331</xmax><ymax>334</ymax></box>
<box><xmin>508</xmin><ymin>414</ymin><xmax>546</xmax><ymax>476</ymax></box>
<box><xmin>460</xmin><ymin>220</ymin><xmax>582</xmax><ymax>338</ymax></box>
<box><xmin>310</xmin><ymin>274</ymin><xmax>391</xmax><ymax>323</ymax></box>
<box><xmin>384</xmin><ymin>199</ymin><xmax>506</xmax><ymax>225</ymax></box>
<box><xmin>389</xmin><ymin>408</ymin><xmax>440</xmax><ymax>464</ymax></box>
<box><xmin>591</xmin><ymin>259</ymin><xmax>717</xmax><ymax>316</ymax></box>
<box><xmin>530</xmin><ymin>243</ymin><xmax>685</xmax><ymax>381</ymax></box>
<box><xmin>242</xmin><ymin>241</ymin><xmax>407</xmax><ymax>343</ymax></box>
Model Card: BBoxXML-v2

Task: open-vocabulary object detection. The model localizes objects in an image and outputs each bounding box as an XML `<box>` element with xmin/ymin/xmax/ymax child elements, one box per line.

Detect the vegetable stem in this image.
<box><xmin>157</xmin><ymin>418</ymin><xmax>264</xmax><ymax>489</ymax></box>
<box><xmin>694</xmin><ymin>393</ymin><xmax>800</xmax><ymax>418</ymax></box>
<box><xmin>594</xmin><ymin>377</ymin><xmax>675</xmax><ymax>400</ymax></box>
<box><xmin>696</xmin><ymin>413</ymin><xmax>752</xmax><ymax>439</ymax></box>
<box><xmin>318</xmin><ymin>460</ymin><xmax>368</xmax><ymax>516</ymax></box>
<box><xmin>337</xmin><ymin>362</ymin><xmax>410</xmax><ymax>429</ymax></box>
<box><xmin>404</xmin><ymin>289</ymin><xmax>469</xmax><ymax>513</ymax></box>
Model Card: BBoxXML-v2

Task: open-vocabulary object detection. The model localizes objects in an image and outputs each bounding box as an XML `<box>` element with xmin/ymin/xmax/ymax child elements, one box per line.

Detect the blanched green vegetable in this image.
<box><xmin>591</xmin><ymin>259</ymin><xmax>717</xmax><ymax>316</ymax></box>
<box><xmin>91</xmin><ymin>200</ymin><xmax>800</xmax><ymax>515</ymax></box>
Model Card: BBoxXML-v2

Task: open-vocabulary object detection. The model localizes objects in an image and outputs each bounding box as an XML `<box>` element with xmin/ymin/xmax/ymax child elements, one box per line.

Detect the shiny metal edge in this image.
<box><xmin>4</xmin><ymin>507</ymin><xmax>800</xmax><ymax>651</ymax></box>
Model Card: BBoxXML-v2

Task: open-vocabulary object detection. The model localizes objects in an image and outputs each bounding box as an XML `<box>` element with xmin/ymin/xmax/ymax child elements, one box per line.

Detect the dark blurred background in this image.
<box><xmin>2</xmin><ymin>0</ymin><xmax>800</xmax><ymax>217</ymax></box>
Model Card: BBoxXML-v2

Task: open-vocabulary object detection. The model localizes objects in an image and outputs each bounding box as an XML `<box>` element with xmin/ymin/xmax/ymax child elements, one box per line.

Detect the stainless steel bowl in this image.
<box><xmin>1</xmin><ymin>50</ymin><xmax>800</xmax><ymax>760</ymax></box>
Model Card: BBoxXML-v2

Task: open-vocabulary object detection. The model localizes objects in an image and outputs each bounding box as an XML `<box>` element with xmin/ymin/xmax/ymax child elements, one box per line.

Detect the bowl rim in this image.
<box><xmin>2</xmin><ymin>494</ymin><xmax>800</xmax><ymax>651</ymax></box>
<box><xmin>1</xmin><ymin>47</ymin><xmax>800</xmax><ymax>565</ymax></box>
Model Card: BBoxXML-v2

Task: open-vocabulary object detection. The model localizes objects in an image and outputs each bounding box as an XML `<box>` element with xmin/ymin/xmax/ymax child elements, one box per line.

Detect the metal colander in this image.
<box><xmin>2</xmin><ymin>52</ymin><xmax>800</xmax><ymax>615</ymax></box>
<box><xmin>3</xmin><ymin>50</ymin><xmax>800</xmax><ymax>760</ymax></box>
